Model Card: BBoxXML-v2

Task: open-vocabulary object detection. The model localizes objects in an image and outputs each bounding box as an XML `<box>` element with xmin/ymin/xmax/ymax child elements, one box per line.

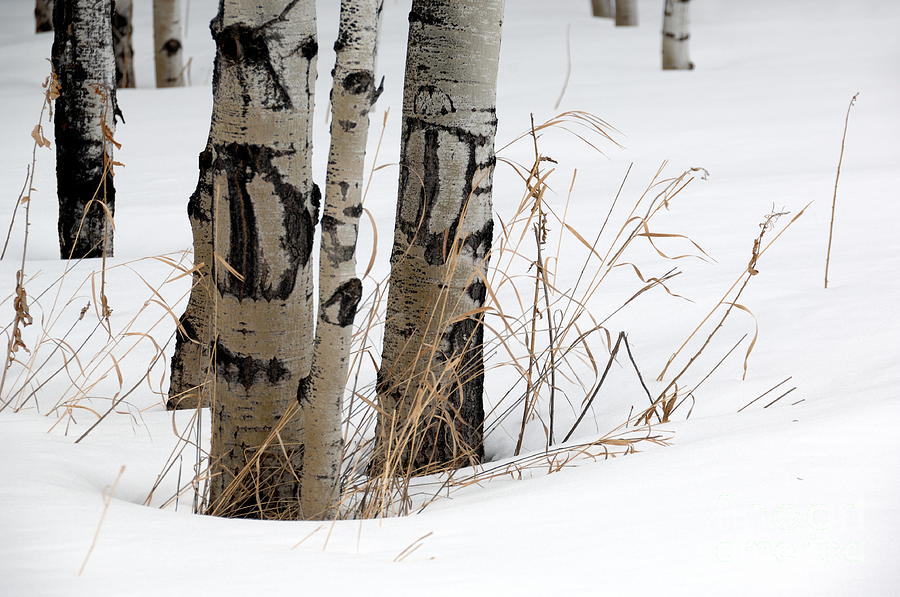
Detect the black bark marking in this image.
<box><xmin>320</xmin><ymin>214</ymin><xmax>338</xmax><ymax>232</ymax></box>
<box><xmin>333</xmin><ymin>27</ymin><xmax>349</xmax><ymax>53</ymax></box>
<box><xmin>467</xmin><ymin>279</ymin><xmax>486</xmax><ymax>304</ymax></box>
<box><xmin>176</xmin><ymin>314</ymin><xmax>199</xmax><ymax>343</ymax></box>
<box><xmin>297</xmin><ymin>376</ymin><xmax>309</xmax><ymax>405</ymax></box>
<box><xmin>408</xmin><ymin>6</ymin><xmax>458</xmax><ymax>29</ymax></box>
<box><xmin>373</xmin><ymin>75</ymin><xmax>385</xmax><ymax>105</ymax></box>
<box><xmin>162</xmin><ymin>38</ymin><xmax>182</xmax><ymax>56</ymax></box>
<box><xmin>166</xmin><ymin>313</ymin><xmax>199</xmax><ymax>410</ymax></box>
<box><xmin>463</xmin><ymin>218</ymin><xmax>493</xmax><ymax>261</ymax></box>
<box><xmin>215</xmin><ymin>339</ymin><xmax>290</xmax><ymax>390</ymax></box>
<box><xmin>320</xmin><ymin>214</ymin><xmax>357</xmax><ymax>266</ymax></box>
<box><xmin>215</xmin><ymin>23</ymin><xmax>293</xmax><ymax>110</ymax></box>
<box><xmin>214</xmin><ymin>142</ymin><xmax>318</xmax><ymax>301</ymax></box>
<box><xmin>186</xmin><ymin>147</ymin><xmax>213</xmax><ymax>223</ymax></box>
<box><xmin>343</xmin><ymin>204</ymin><xmax>362</xmax><ymax>218</ymax></box>
<box><xmin>413</xmin><ymin>85</ymin><xmax>455</xmax><ymax>117</ymax></box>
<box><xmin>299</xmin><ymin>36</ymin><xmax>318</xmax><ymax>59</ymax></box>
<box><xmin>342</xmin><ymin>70</ymin><xmax>375</xmax><ymax>95</ymax></box>
<box><xmin>322</xmin><ymin>278</ymin><xmax>363</xmax><ymax>327</ymax></box>
<box><xmin>396</xmin><ymin>115</ymin><xmax>495</xmax><ymax>266</ymax></box>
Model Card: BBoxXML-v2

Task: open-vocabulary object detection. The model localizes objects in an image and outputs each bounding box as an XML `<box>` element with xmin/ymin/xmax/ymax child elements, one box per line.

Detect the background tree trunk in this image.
<box><xmin>153</xmin><ymin>0</ymin><xmax>184</xmax><ymax>87</ymax></box>
<box><xmin>298</xmin><ymin>0</ymin><xmax>382</xmax><ymax>520</ymax></box>
<box><xmin>167</xmin><ymin>142</ymin><xmax>213</xmax><ymax>410</ymax></box>
<box><xmin>206</xmin><ymin>0</ymin><xmax>318</xmax><ymax>520</ymax></box>
<box><xmin>374</xmin><ymin>0</ymin><xmax>503</xmax><ymax>475</ymax></box>
<box><xmin>662</xmin><ymin>0</ymin><xmax>692</xmax><ymax>70</ymax></box>
<box><xmin>591</xmin><ymin>0</ymin><xmax>613</xmax><ymax>18</ymax></box>
<box><xmin>615</xmin><ymin>0</ymin><xmax>638</xmax><ymax>26</ymax></box>
<box><xmin>113</xmin><ymin>0</ymin><xmax>135</xmax><ymax>88</ymax></box>
<box><xmin>35</xmin><ymin>0</ymin><xmax>54</xmax><ymax>32</ymax></box>
<box><xmin>52</xmin><ymin>0</ymin><xmax>117</xmax><ymax>259</ymax></box>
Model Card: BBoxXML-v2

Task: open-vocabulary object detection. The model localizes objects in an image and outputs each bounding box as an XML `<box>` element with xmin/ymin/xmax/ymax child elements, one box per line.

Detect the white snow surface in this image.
<box><xmin>1</xmin><ymin>0</ymin><xmax>899</xmax><ymax>595</ymax></box>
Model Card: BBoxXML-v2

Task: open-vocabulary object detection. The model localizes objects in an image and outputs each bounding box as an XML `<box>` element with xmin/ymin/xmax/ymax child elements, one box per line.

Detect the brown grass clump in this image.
<box><xmin>1</xmin><ymin>82</ymin><xmax>807</xmax><ymax>521</ymax></box>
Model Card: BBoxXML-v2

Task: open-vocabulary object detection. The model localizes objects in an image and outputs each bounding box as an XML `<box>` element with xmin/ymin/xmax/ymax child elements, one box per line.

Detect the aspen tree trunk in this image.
<box><xmin>374</xmin><ymin>0</ymin><xmax>503</xmax><ymax>474</ymax></box>
<box><xmin>662</xmin><ymin>0</ymin><xmax>692</xmax><ymax>70</ymax></box>
<box><xmin>35</xmin><ymin>0</ymin><xmax>54</xmax><ymax>32</ymax></box>
<box><xmin>591</xmin><ymin>0</ymin><xmax>613</xmax><ymax>18</ymax></box>
<box><xmin>298</xmin><ymin>0</ymin><xmax>382</xmax><ymax>520</ymax></box>
<box><xmin>52</xmin><ymin>0</ymin><xmax>117</xmax><ymax>259</ymax></box>
<box><xmin>153</xmin><ymin>0</ymin><xmax>184</xmax><ymax>87</ymax></box>
<box><xmin>113</xmin><ymin>0</ymin><xmax>135</xmax><ymax>88</ymax></box>
<box><xmin>615</xmin><ymin>0</ymin><xmax>638</xmax><ymax>26</ymax></box>
<box><xmin>206</xmin><ymin>0</ymin><xmax>319</xmax><ymax>520</ymax></box>
<box><xmin>167</xmin><ymin>142</ymin><xmax>213</xmax><ymax>410</ymax></box>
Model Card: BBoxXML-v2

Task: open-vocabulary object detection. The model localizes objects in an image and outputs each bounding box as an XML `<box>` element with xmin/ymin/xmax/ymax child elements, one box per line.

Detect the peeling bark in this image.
<box><xmin>615</xmin><ymin>0</ymin><xmax>638</xmax><ymax>27</ymax></box>
<box><xmin>374</xmin><ymin>0</ymin><xmax>503</xmax><ymax>474</ymax></box>
<box><xmin>299</xmin><ymin>0</ymin><xmax>382</xmax><ymax>520</ymax></box>
<box><xmin>35</xmin><ymin>0</ymin><xmax>54</xmax><ymax>32</ymax></box>
<box><xmin>662</xmin><ymin>0</ymin><xmax>692</xmax><ymax>70</ymax></box>
<box><xmin>52</xmin><ymin>0</ymin><xmax>117</xmax><ymax>259</ymax></box>
<box><xmin>591</xmin><ymin>0</ymin><xmax>613</xmax><ymax>19</ymax></box>
<box><xmin>206</xmin><ymin>0</ymin><xmax>318</xmax><ymax>520</ymax></box>
<box><xmin>153</xmin><ymin>0</ymin><xmax>184</xmax><ymax>87</ymax></box>
<box><xmin>113</xmin><ymin>0</ymin><xmax>135</xmax><ymax>88</ymax></box>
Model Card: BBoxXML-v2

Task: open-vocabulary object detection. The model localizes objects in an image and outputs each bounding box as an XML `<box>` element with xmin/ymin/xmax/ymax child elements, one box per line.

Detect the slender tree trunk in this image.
<box><xmin>167</xmin><ymin>141</ymin><xmax>214</xmax><ymax>410</ymax></box>
<box><xmin>153</xmin><ymin>0</ymin><xmax>184</xmax><ymax>87</ymax></box>
<box><xmin>52</xmin><ymin>0</ymin><xmax>117</xmax><ymax>259</ymax></box>
<box><xmin>206</xmin><ymin>0</ymin><xmax>319</xmax><ymax>520</ymax></box>
<box><xmin>298</xmin><ymin>0</ymin><xmax>382</xmax><ymax>520</ymax></box>
<box><xmin>374</xmin><ymin>0</ymin><xmax>503</xmax><ymax>475</ymax></box>
<box><xmin>662</xmin><ymin>0</ymin><xmax>692</xmax><ymax>70</ymax></box>
<box><xmin>113</xmin><ymin>0</ymin><xmax>136</xmax><ymax>88</ymax></box>
<box><xmin>591</xmin><ymin>0</ymin><xmax>613</xmax><ymax>18</ymax></box>
<box><xmin>35</xmin><ymin>0</ymin><xmax>54</xmax><ymax>32</ymax></box>
<box><xmin>615</xmin><ymin>0</ymin><xmax>638</xmax><ymax>26</ymax></box>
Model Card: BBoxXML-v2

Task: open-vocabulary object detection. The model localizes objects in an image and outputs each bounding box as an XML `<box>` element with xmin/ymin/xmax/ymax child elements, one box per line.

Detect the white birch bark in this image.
<box><xmin>52</xmin><ymin>0</ymin><xmax>117</xmax><ymax>259</ymax></box>
<box><xmin>298</xmin><ymin>0</ymin><xmax>382</xmax><ymax>520</ymax></box>
<box><xmin>113</xmin><ymin>0</ymin><xmax>135</xmax><ymax>87</ymax></box>
<box><xmin>153</xmin><ymin>0</ymin><xmax>185</xmax><ymax>87</ymax></box>
<box><xmin>591</xmin><ymin>0</ymin><xmax>613</xmax><ymax>19</ymax></box>
<box><xmin>206</xmin><ymin>0</ymin><xmax>318</xmax><ymax>519</ymax></box>
<box><xmin>375</xmin><ymin>0</ymin><xmax>504</xmax><ymax>474</ymax></box>
<box><xmin>35</xmin><ymin>0</ymin><xmax>54</xmax><ymax>32</ymax></box>
<box><xmin>615</xmin><ymin>0</ymin><xmax>638</xmax><ymax>27</ymax></box>
<box><xmin>662</xmin><ymin>0</ymin><xmax>692</xmax><ymax>70</ymax></box>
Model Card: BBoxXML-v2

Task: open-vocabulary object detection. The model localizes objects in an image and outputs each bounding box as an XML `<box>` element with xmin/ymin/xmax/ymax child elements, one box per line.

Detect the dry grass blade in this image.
<box><xmin>824</xmin><ymin>92</ymin><xmax>859</xmax><ymax>289</ymax></box>
<box><xmin>79</xmin><ymin>465</ymin><xmax>125</xmax><ymax>576</ymax></box>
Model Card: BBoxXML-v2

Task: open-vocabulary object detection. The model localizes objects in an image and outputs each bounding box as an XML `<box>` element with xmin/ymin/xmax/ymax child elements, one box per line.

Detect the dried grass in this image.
<box><xmin>1</xmin><ymin>80</ymin><xmax>807</xmax><ymax>522</ymax></box>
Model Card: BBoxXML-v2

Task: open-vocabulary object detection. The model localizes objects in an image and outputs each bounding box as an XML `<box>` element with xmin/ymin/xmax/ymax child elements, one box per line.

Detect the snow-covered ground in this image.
<box><xmin>1</xmin><ymin>0</ymin><xmax>898</xmax><ymax>595</ymax></box>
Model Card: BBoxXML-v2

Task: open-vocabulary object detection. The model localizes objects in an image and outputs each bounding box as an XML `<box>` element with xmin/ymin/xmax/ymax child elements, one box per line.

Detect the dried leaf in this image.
<box><xmin>43</xmin><ymin>72</ymin><xmax>61</xmax><ymax>101</ymax></box>
<box><xmin>101</xmin><ymin>121</ymin><xmax>121</xmax><ymax>149</ymax></box>
<box><xmin>31</xmin><ymin>124</ymin><xmax>51</xmax><ymax>148</ymax></box>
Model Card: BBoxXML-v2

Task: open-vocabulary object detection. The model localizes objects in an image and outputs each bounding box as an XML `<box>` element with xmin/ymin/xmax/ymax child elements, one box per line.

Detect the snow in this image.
<box><xmin>1</xmin><ymin>0</ymin><xmax>898</xmax><ymax>594</ymax></box>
